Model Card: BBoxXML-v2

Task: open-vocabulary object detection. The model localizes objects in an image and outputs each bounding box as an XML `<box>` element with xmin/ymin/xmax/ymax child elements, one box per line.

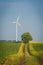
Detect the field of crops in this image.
<box><xmin>29</xmin><ymin>42</ymin><xmax>43</xmax><ymax>56</ymax></box>
<box><xmin>0</xmin><ymin>40</ymin><xmax>43</xmax><ymax>65</ymax></box>
<box><xmin>33</xmin><ymin>44</ymin><xmax>43</xmax><ymax>50</ymax></box>
<box><xmin>0</xmin><ymin>41</ymin><xmax>21</xmax><ymax>61</ymax></box>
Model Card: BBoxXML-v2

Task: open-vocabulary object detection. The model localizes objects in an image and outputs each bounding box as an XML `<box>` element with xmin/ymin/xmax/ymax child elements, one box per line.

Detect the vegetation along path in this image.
<box><xmin>0</xmin><ymin>43</ymin><xmax>40</xmax><ymax>65</ymax></box>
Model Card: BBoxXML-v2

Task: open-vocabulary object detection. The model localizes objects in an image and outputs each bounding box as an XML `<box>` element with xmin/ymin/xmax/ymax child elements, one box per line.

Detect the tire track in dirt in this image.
<box><xmin>18</xmin><ymin>44</ymin><xmax>27</xmax><ymax>65</ymax></box>
<box><xmin>19</xmin><ymin>56</ymin><xmax>26</xmax><ymax>65</ymax></box>
<box><xmin>36</xmin><ymin>56</ymin><xmax>43</xmax><ymax>65</ymax></box>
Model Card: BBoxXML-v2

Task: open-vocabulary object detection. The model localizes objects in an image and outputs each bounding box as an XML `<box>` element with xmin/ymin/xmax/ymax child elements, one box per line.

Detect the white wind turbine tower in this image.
<box><xmin>11</xmin><ymin>16</ymin><xmax>21</xmax><ymax>42</ymax></box>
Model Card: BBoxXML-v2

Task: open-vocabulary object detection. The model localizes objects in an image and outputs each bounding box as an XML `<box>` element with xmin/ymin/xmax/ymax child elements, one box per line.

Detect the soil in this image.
<box><xmin>36</xmin><ymin>56</ymin><xmax>43</xmax><ymax>65</ymax></box>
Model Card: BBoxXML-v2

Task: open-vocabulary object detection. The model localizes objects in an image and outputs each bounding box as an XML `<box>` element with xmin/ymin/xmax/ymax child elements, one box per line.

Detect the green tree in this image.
<box><xmin>21</xmin><ymin>32</ymin><xmax>33</xmax><ymax>55</ymax></box>
<box><xmin>21</xmin><ymin>32</ymin><xmax>32</xmax><ymax>43</ymax></box>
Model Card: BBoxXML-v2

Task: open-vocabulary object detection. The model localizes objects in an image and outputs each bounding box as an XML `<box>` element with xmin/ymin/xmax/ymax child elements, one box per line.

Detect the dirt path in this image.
<box><xmin>19</xmin><ymin>56</ymin><xmax>26</xmax><ymax>65</ymax></box>
<box><xmin>18</xmin><ymin>44</ymin><xmax>28</xmax><ymax>65</ymax></box>
<box><xmin>36</xmin><ymin>56</ymin><xmax>43</xmax><ymax>65</ymax></box>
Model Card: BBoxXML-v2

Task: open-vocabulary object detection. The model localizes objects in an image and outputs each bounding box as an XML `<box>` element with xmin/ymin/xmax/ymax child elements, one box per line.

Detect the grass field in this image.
<box><xmin>0</xmin><ymin>40</ymin><xmax>43</xmax><ymax>65</ymax></box>
<box><xmin>0</xmin><ymin>41</ymin><xmax>21</xmax><ymax>61</ymax></box>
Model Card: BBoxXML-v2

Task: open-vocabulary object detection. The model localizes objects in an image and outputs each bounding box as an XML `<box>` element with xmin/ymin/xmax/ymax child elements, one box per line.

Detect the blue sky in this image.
<box><xmin>0</xmin><ymin>0</ymin><xmax>43</xmax><ymax>41</ymax></box>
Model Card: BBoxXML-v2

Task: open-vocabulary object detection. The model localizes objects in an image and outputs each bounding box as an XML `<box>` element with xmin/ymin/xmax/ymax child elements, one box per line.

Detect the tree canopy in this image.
<box><xmin>21</xmin><ymin>32</ymin><xmax>32</xmax><ymax>44</ymax></box>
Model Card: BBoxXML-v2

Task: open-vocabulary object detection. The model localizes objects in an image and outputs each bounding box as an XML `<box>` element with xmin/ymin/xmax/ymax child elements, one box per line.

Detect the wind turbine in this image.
<box><xmin>11</xmin><ymin>16</ymin><xmax>21</xmax><ymax>42</ymax></box>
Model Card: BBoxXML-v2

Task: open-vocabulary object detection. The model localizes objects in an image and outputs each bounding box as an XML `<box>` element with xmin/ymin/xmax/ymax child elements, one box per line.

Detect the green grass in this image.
<box><xmin>0</xmin><ymin>41</ymin><xmax>21</xmax><ymax>61</ymax></box>
<box><xmin>0</xmin><ymin>41</ymin><xmax>43</xmax><ymax>65</ymax></box>
<box><xmin>29</xmin><ymin>43</ymin><xmax>43</xmax><ymax>61</ymax></box>
<box><xmin>32</xmin><ymin>44</ymin><xmax>43</xmax><ymax>51</ymax></box>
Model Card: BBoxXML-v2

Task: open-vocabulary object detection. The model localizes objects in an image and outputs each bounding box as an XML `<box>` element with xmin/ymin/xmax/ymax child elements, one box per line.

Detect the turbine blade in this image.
<box><xmin>18</xmin><ymin>22</ymin><xmax>21</xmax><ymax>26</ymax></box>
<box><xmin>17</xmin><ymin>16</ymin><xmax>19</xmax><ymax>22</ymax></box>
<box><xmin>11</xmin><ymin>22</ymin><xmax>16</xmax><ymax>23</ymax></box>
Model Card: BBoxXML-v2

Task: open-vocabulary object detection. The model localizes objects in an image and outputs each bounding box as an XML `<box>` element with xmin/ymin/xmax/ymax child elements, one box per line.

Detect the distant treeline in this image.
<box><xmin>0</xmin><ymin>40</ymin><xmax>22</xmax><ymax>43</ymax></box>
